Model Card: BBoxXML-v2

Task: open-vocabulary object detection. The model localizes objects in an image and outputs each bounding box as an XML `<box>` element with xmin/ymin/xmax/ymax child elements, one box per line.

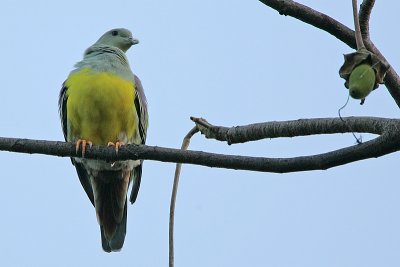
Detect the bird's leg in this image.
<box><xmin>75</xmin><ymin>139</ymin><xmax>93</xmax><ymax>157</ymax></box>
<box><xmin>107</xmin><ymin>141</ymin><xmax>125</xmax><ymax>154</ymax></box>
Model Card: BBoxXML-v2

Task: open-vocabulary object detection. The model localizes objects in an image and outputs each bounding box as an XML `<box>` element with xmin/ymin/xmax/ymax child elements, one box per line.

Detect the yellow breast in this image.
<box><xmin>65</xmin><ymin>68</ymin><xmax>137</xmax><ymax>145</ymax></box>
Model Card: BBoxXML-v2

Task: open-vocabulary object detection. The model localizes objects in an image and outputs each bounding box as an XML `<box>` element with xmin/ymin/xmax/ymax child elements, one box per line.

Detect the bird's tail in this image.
<box><xmin>100</xmin><ymin>201</ymin><xmax>127</xmax><ymax>252</ymax></box>
<box><xmin>92</xmin><ymin>170</ymin><xmax>130</xmax><ymax>252</ymax></box>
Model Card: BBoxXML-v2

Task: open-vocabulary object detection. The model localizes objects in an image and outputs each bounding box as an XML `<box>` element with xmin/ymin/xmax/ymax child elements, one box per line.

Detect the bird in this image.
<box><xmin>58</xmin><ymin>28</ymin><xmax>148</xmax><ymax>252</ymax></box>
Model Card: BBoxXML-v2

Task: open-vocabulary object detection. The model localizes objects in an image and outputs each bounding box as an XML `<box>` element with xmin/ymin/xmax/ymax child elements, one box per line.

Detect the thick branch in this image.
<box><xmin>1</xmin><ymin>117</ymin><xmax>400</xmax><ymax>173</ymax></box>
<box><xmin>258</xmin><ymin>0</ymin><xmax>400</xmax><ymax>107</ymax></box>
<box><xmin>259</xmin><ymin>0</ymin><xmax>356</xmax><ymax>48</ymax></box>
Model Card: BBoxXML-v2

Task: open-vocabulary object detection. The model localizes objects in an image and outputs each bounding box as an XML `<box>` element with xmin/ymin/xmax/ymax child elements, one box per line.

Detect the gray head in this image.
<box><xmin>94</xmin><ymin>28</ymin><xmax>139</xmax><ymax>52</ymax></box>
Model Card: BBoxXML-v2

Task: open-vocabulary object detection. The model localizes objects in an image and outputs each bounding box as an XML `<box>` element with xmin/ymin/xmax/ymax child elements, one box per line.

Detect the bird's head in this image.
<box><xmin>95</xmin><ymin>28</ymin><xmax>139</xmax><ymax>52</ymax></box>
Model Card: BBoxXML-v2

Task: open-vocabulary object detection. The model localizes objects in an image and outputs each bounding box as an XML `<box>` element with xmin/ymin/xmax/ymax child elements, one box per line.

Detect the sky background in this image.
<box><xmin>0</xmin><ymin>1</ymin><xmax>400</xmax><ymax>266</ymax></box>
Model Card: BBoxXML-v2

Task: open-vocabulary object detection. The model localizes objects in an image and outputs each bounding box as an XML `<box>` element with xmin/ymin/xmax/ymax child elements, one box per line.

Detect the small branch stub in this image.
<box><xmin>190</xmin><ymin>117</ymin><xmax>221</xmax><ymax>140</ymax></box>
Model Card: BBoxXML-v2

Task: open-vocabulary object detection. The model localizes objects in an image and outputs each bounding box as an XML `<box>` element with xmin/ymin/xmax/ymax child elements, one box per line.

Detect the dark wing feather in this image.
<box><xmin>59</xmin><ymin>83</ymin><xmax>94</xmax><ymax>205</ymax></box>
<box><xmin>58</xmin><ymin>83</ymin><xmax>68</xmax><ymax>140</ymax></box>
<box><xmin>133</xmin><ymin>75</ymin><xmax>148</xmax><ymax>144</ymax></box>
<box><xmin>130</xmin><ymin>75</ymin><xmax>148</xmax><ymax>204</ymax></box>
<box><xmin>73</xmin><ymin>161</ymin><xmax>95</xmax><ymax>206</ymax></box>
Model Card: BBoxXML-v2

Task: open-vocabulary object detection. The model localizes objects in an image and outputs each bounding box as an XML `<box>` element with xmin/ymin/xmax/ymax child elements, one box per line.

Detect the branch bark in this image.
<box><xmin>258</xmin><ymin>0</ymin><xmax>400</xmax><ymax>107</ymax></box>
<box><xmin>359</xmin><ymin>0</ymin><xmax>375</xmax><ymax>38</ymax></box>
<box><xmin>191</xmin><ymin>116</ymin><xmax>390</xmax><ymax>144</ymax></box>
<box><xmin>1</xmin><ymin>117</ymin><xmax>400</xmax><ymax>173</ymax></box>
<box><xmin>352</xmin><ymin>0</ymin><xmax>365</xmax><ymax>50</ymax></box>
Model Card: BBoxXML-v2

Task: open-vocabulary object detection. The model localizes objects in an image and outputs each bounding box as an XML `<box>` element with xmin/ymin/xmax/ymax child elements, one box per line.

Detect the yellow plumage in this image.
<box><xmin>65</xmin><ymin>68</ymin><xmax>137</xmax><ymax>145</ymax></box>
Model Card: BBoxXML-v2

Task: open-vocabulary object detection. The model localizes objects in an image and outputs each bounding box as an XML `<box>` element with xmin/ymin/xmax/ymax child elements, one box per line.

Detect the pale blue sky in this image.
<box><xmin>0</xmin><ymin>1</ymin><xmax>400</xmax><ymax>266</ymax></box>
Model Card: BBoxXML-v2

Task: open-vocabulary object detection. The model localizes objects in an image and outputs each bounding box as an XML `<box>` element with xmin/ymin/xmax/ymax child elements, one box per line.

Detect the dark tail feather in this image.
<box><xmin>93</xmin><ymin>170</ymin><xmax>129</xmax><ymax>252</ymax></box>
<box><xmin>72</xmin><ymin>160</ymin><xmax>95</xmax><ymax>206</ymax></box>
<box><xmin>101</xmin><ymin>228</ymin><xmax>111</xmax><ymax>252</ymax></box>
<box><xmin>101</xmin><ymin>200</ymin><xmax>127</xmax><ymax>252</ymax></box>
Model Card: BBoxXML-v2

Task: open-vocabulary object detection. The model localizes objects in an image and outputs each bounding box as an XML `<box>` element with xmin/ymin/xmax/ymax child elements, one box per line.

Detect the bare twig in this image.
<box><xmin>169</xmin><ymin>127</ymin><xmax>199</xmax><ymax>267</ymax></box>
<box><xmin>258</xmin><ymin>0</ymin><xmax>400</xmax><ymax>107</ymax></box>
<box><xmin>352</xmin><ymin>0</ymin><xmax>365</xmax><ymax>49</ymax></box>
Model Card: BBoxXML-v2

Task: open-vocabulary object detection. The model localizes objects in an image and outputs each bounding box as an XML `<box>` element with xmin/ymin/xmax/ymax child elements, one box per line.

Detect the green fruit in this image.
<box><xmin>348</xmin><ymin>63</ymin><xmax>376</xmax><ymax>99</ymax></box>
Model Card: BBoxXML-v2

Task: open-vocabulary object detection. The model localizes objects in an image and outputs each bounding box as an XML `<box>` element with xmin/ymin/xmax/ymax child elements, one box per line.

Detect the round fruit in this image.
<box><xmin>348</xmin><ymin>63</ymin><xmax>376</xmax><ymax>99</ymax></box>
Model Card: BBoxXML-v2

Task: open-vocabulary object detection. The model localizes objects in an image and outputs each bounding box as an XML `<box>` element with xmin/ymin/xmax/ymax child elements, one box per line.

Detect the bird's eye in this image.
<box><xmin>111</xmin><ymin>30</ymin><xmax>118</xmax><ymax>36</ymax></box>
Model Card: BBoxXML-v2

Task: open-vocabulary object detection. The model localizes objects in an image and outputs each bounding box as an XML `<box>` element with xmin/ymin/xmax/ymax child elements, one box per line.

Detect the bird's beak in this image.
<box><xmin>130</xmin><ymin>37</ymin><xmax>139</xmax><ymax>45</ymax></box>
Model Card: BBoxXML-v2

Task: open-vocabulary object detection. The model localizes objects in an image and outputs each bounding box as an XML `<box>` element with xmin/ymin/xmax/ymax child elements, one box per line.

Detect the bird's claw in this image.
<box><xmin>75</xmin><ymin>139</ymin><xmax>93</xmax><ymax>157</ymax></box>
<box><xmin>107</xmin><ymin>141</ymin><xmax>125</xmax><ymax>154</ymax></box>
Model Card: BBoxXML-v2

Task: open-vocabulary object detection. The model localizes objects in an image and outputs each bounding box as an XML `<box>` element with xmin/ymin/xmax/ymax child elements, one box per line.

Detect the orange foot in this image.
<box><xmin>75</xmin><ymin>139</ymin><xmax>93</xmax><ymax>157</ymax></box>
<box><xmin>107</xmin><ymin>141</ymin><xmax>125</xmax><ymax>154</ymax></box>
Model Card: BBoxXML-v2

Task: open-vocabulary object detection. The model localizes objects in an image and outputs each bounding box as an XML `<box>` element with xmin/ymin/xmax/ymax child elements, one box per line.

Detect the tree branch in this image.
<box><xmin>352</xmin><ymin>0</ymin><xmax>365</xmax><ymax>49</ymax></box>
<box><xmin>258</xmin><ymin>0</ymin><xmax>400</xmax><ymax>107</ymax></box>
<box><xmin>259</xmin><ymin>0</ymin><xmax>356</xmax><ymax>48</ymax></box>
<box><xmin>191</xmin><ymin>116</ymin><xmax>392</xmax><ymax>144</ymax></box>
<box><xmin>359</xmin><ymin>0</ymin><xmax>375</xmax><ymax>38</ymax></box>
<box><xmin>1</xmin><ymin>117</ymin><xmax>400</xmax><ymax>173</ymax></box>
